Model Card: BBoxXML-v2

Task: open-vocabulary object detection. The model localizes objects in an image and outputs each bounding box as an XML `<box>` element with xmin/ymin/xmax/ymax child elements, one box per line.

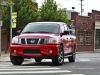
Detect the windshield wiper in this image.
<box><xmin>22</xmin><ymin>31</ymin><xmax>53</xmax><ymax>34</ymax></box>
<box><xmin>22</xmin><ymin>31</ymin><xmax>34</xmax><ymax>34</ymax></box>
<box><xmin>36</xmin><ymin>31</ymin><xmax>53</xmax><ymax>34</ymax></box>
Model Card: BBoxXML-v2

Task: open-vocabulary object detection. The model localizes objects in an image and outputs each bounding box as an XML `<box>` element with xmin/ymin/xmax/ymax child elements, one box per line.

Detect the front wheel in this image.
<box><xmin>52</xmin><ymin>46</ymin><xmax>64</xmax><ymax>66</ymax></box>
<box><xmin>10</xmin><ymin>54</ymin><xmax>24</xmax><ymax>65</ymax></box>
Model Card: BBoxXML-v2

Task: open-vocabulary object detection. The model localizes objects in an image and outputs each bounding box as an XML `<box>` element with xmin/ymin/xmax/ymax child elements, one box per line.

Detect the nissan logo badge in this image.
<box><xmin>30</xmin><ymin>40</ymin><xmax>35</xmax><ymax>43</ymax></box>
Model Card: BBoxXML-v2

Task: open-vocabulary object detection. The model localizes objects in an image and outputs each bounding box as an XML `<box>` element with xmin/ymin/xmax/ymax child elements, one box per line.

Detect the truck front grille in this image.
<box><xmin>23</xmin><ymin>49</ymin><xmax>40</xmax><ymax>54</ymax></box>
<box><xmin>20</xmin><ymin>38</ymin><xmax>46</xmax><ymax>45</ymax></box>
<box><xmin>21</xmin><ymin>39</ymin><xmax>25</xmax><ymax>44</ymax></box>
<box><xmin>27</xmin><ymin>39</ymin><xmax>39</xmax><ymax>44</ymax></box>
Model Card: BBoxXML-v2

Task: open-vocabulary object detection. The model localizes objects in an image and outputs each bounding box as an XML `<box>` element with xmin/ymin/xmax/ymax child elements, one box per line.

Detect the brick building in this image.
<box><xmin>69</xmin><ymin>10</ymin><xmax>100</xmax><ymax>52</ymax></box>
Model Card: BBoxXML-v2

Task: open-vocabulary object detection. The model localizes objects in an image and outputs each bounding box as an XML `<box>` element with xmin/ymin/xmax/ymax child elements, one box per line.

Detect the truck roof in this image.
<box><xmin>29</xmin><ymin>22</ymin><xmax>66</xmax><ymax>25</ymax></box>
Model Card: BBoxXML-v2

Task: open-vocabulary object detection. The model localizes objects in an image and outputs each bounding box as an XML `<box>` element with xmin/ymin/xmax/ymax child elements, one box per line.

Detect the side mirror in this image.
<box><xmin>64</xmin><ymin>31</ymin><xmax>70</xmax><ymax>35</ymax></box>
<box><xmin>17</xmin><ymin>30</ymin><xmax>21</xmax><ymax>35</ymax></box>
<box><xmin>62</xmin><ymin>31</ymin><xmax>69</xmax><ymax>35</ymax></box>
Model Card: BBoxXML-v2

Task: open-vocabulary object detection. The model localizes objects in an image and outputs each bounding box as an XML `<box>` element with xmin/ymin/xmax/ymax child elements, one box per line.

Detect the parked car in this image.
<box><xmin>10</xmin><ymin>22</ymin><xmax>76</xmax><ymax>66</ymax></box>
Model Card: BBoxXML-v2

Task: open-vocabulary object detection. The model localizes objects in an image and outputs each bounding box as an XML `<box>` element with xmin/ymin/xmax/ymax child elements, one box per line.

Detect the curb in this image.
<box><xmin>76</xmin><ymin>51</ymin><xmax>100</xmax><ymax>54</ymax></box>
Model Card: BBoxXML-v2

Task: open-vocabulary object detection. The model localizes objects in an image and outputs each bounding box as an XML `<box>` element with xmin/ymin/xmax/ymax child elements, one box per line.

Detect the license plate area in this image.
<box><xmin>23</xmin><ymin>49</ymin><xmax>40</xmax><ymax>54</ymax></box>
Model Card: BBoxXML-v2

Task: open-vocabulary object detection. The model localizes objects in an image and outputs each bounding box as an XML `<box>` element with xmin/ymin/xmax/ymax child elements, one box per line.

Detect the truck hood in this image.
<box><xmin>18</xmin><ymin>33</ymin><xmax>58</xmax><ymax>38</ymax></box>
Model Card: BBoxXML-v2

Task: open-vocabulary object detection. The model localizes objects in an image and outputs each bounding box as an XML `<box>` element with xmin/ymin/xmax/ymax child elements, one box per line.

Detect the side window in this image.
<box><xmin>63</xmin><ymin>24</ymin><xmax>68</xmax><ymax>30</ymax></box>
<box><xmin>78</xmin><ymin>31</ymin><xmax>84</xmax><ymax>45</ymax></box>
<box><xmin>61</xmin><ymin>25</ymin><xmax>65</xmax><ymax>33</ymax></box>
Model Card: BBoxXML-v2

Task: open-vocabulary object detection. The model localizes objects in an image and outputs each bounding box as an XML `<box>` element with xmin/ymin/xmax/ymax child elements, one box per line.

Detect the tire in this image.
<box><xmin>10</xmin><ymin>54</ymin><xmax>24</xmax><ymax>65</ymax></box>
<box><xmin>68</xmin><ymin>47</ymin><xmax>76</xmax><ymax>62</ymax></box>
<box><xmin>52</xmin><ymin>46</ymin><xmax>64</xmax><ymax>66</ymax></box>
<box><xmin>35</xmin><ymin>58</ymin><xmax>42</xmax><ymax>62</ymax></box>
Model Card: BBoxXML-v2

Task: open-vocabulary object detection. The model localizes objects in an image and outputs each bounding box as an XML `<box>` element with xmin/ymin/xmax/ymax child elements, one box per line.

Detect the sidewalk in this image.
<box><xmin>0</xmin><ymin>52</ymin><xmax>33</xmax><ymax>62</ymax></box>
<box><xmin>0</xmin><ymin>52</ymin><xmax>10</xmax><ymax>62</ymax></box>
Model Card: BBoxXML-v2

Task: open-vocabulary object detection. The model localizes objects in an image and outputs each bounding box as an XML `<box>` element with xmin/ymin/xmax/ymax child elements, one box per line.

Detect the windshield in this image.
<box><xmin>21</xmin><ymin>23</ymin><xmax>59</xmax><ymax>34</ymax></box>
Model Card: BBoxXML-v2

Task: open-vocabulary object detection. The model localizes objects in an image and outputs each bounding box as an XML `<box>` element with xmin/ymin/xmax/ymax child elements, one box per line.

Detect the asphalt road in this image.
<box><xmin>0</xmin><ymin>52</ymin><xmax>100</xmax><ymax>75</ymax></box>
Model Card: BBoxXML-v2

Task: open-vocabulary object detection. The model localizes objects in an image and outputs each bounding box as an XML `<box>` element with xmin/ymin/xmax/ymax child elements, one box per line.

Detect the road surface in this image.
<box><xmin>0</xmin><ymin>52</ymin><xmax>100</xmax><ymax>75</ymax></box>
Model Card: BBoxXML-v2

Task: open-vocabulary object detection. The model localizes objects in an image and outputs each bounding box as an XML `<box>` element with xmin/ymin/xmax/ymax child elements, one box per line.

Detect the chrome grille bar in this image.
<box><xmin>19</xmin><ymin>38</ymin><xmax>46</xmax><ymax>45</ymax></box>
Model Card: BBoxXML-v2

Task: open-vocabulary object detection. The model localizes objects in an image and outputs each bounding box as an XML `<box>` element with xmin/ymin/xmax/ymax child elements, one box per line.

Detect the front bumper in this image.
<box><xmin>10</xmin><ymin>44</ymin><xmax>60</xmax><ymax>58</ymax></box>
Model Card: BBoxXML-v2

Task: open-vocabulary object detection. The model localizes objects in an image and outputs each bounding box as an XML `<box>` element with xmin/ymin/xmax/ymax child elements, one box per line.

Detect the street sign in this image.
<box><xmin>71</xmin><ymin>26</ymin><xmax>76</xmax><ymax>36</ymax></box>
<box><xmin>12</xmin><ymin>12</ymin><xmax>17</xmax><ymax>28</ymax></box>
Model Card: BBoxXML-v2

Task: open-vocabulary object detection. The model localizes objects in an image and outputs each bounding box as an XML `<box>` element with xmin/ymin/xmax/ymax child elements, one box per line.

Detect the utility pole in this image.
<box><xmin>79</xmin><ymin>0</ymin><xmax>84</xmax><ymax>15</ymax></box>
<box><xmin>8</xmin><ymin>2</ymin><xmax>14</xmax><ymax>44</ymax></box>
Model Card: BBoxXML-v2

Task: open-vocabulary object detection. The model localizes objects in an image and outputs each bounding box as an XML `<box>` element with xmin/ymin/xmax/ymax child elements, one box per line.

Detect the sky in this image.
<box><xmin>36</xmin><ymin>0</ymin><xmax>100</xmax><ymax>15</ymax></box>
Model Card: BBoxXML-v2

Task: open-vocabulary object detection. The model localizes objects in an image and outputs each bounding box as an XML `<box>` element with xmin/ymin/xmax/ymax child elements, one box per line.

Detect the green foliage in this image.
<box><xmin>39</xmin><ymin>0</ymin><xmax>68</xmax><ymax>23</ymax></box>
<box><xmin>2</xmin><ymin>0</ymin><xmax>69</xmax><ymax>38</ymax></box>
<box><xmin>2</xmin><ymin>0</ymin><xmax>39</xmax><ymax>36</ymax></box>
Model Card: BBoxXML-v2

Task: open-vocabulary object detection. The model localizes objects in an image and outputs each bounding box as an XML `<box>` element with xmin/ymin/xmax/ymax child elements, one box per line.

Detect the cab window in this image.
<box><xmin>63</xmin><ymin>23</ymin><xmax>68</xmax><ymax>30</ymax></box>
<box><xmin>61</xmin><ymin>25</ymin><xmax>65</xmax><ymax>33</ymax></box>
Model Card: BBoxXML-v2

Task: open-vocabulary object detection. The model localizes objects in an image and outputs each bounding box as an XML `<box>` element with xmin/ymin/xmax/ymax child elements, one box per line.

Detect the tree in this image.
<box><xmin>2</xmin><ymin>0</ymin><xmax>40</xmax><ymax>38</ymax></box>
<box><xmin>39</xmin><ymin>0</ymin><xmax>69</xmax><ymax>23</ymax></box>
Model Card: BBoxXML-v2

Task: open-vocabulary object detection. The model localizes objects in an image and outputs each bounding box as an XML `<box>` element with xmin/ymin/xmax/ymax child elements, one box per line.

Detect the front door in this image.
<box><xmin>95</xmin><ymin>29</ymin><xmax>100</xmax><ymax>51</ymax></box>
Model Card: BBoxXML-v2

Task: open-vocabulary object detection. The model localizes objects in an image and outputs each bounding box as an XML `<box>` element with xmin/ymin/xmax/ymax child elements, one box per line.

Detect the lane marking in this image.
<box><xmin>79</xmin><ymin>59</ymin><xmax>91</xmax><ymax>61</ymax></box>
<box><xmin>0</xmin><ymin>66</ymin><xmax>51</xmax><ymax>68</ymax></box>
<box><xmin>61</xmin><ymin>74</ymin><xmax>85</xmax><ymax>75</ymax></box>
<box><xmin>0</xmin><ymin>70</ymin><xmax>72</xmax><ymax>74</ymax></box>
<box><xmin>44</xmin><ymin>59</ymin><xmax>68</xmax><ymax>62</ymax></box>
<box><xmin>78</xmin><ymin>68</ymin><xmax>95</xmax><ymax>70</ymax></box>
<box><xmin>0</xmin><ymin>65</ymin><xmax>12</xmax><ymax>66</ymax></box>
<box><xmin>0</xmin><ymin>67</ymin><xmax>60</xmax><ymax>70</ymax></box>
<box><xmin>64</xmin><ymin>59</ymin><xmax>68</xmax><ymax>62</ymax></box>
<box><xmin>44</xmin><ymin>59</ymin><xmax>52</xmax><ymax>61</ymax></box>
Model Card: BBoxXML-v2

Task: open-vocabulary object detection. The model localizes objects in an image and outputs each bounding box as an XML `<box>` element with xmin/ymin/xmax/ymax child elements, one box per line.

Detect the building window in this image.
<box><xmin>85</xmin><ymin>31</ymin><xmax>91</xmax><ymax>45</ymax></box>
<box><xmin>78</xmin><ymin>31</ymin><xmax>84</xmax><ymax>45</ymax></box>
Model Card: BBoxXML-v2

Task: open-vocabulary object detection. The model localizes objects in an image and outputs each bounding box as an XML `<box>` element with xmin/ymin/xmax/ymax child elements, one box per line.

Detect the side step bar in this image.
<box><xmin>64</xmin><ymin>55</ymin><xmax>72</xmax><ymax>58</ymax></box>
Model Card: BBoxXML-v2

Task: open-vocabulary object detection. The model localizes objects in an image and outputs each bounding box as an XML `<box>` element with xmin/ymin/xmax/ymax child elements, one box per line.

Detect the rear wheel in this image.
<box><xmin>52</xmin><ymin>46</ymin><xmax>64</xmax><ymax>66</ymax></box>
<box><xmin>10</xmin><ymin>54</ymin><xmax>24</xmax><ymax>65</ymax></box>
<box><xmin>35</xmin><ymin>58</ymin><xmax>42</xmax><ymax>62</ymax></box>
<box><xmin>68</xmin><ymin>47</ymin><xmax>76</xmax><ymax>62</ymax></box>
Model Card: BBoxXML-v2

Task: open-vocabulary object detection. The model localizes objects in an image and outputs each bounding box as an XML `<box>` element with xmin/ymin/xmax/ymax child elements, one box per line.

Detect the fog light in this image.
<box><xmin>14</xmin><ymin>50</ymin><xmax>16</xmax><ymax>53</ymax></box>
<box><xmin>49</xmin><ymin>50</ymin><xmax>52</xmax><ymax>53</ymax></box>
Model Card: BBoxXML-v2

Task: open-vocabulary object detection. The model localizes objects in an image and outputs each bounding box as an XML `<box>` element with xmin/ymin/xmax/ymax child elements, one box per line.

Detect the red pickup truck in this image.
<box><xmin>10</xmin><ymin>22</ymin><xmax>76</xmax><ymax>66</ymax></box>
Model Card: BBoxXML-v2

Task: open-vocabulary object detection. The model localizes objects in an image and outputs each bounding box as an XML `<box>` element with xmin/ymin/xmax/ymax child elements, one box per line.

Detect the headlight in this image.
<box><xmin>12</xmin><ymin>36</ymin><xmax>18</xmax><ymax>44</ymax></box>
<box><xmin>48</xmin><ymin>38</ymin><xmax>59</xmax><ymax>44</ymax></box>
